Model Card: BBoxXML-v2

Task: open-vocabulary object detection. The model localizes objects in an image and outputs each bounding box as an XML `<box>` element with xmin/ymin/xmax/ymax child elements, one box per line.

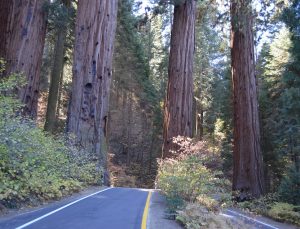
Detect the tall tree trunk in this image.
<box><xmin>3</xmin><ymin>0</ymin><xmax>48</xmax><ymax>117</ymax></box>
<box><xmin>162</xmin><ymin>0</ymin><xmax>196</xmax><ymax>157</ymax></box>
<box><xmin>67</xmin><ymin>0</ymin><xmax>118</xmax><ymax>168</ymax></box>
<box><xmin>200</xmin><ymin>110</ymin><xmax>204</xmax><ymax>139</ymax></box>
<box><xmin>0</xmin><ymin>1</ymin><xmax>12</xmax><ymax>62</ymax></box>
<box><xmin>192</xmin><ymin>97</ymin><xmax>196</xmax><ymax>137</ymax></box>
<box><xmin>231</xmin><ymin>0</ymin><xmax>264</xmax><ymax>198</ymax></box>
<box><xmin>44</xmin><ymin>28</ymin><xmax>67</xmax><ymax>132</ymax></box>
<box><xmin>194</xmin><ymin>93</ymin><xmax>204</xmax><ymax>140</ymax></box>
<box><xmin>56</xmin><ymin>67</ymin><xmax>64</xmax><ymax>117</ymax></box>
<box><xmin>126</xmin><ymin>92</ymin><xmax>132</xmax><ymax>166</ymax></box>
<box><xmin>44</xmin><ymin>0</ymin><xmax>71</xmax><ymax>132</ymax></box>
<box><xmin>197</xmin><ymin>106</ymin><xmax>204</xmax><ymax>140</ymax></box>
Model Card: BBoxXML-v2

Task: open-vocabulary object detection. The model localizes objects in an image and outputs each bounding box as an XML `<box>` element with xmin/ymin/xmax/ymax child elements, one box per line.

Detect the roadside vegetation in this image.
<box><xmin>238</xmin><ymin>195</ymin><xmax>300</xmax><ymax>226</ymax></box>
<box><xmin>1</xmin><ymin>0</ymin><xmax>300</xmax><ymax>228</ymax></box>
<box><xmin>0</xmin><ymin>71</ymin><xmax>102</xmax><ymax>211</ymax></box>
<box><xmin>156</xmin><ymin>137</ymin><xmax>237</xmax><ymax>228</ymax></box>
<box><xmin>156</xmin><ymin>137</ymin><xmax>300</xmax><ymax>228</ymax></box>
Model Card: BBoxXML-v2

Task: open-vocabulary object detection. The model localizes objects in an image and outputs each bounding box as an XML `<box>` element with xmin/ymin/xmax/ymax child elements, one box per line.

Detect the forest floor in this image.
<box><xmin>148</xmin><ymin>191</ymin><xmax>183</xmax><ymax>229</ymax></box>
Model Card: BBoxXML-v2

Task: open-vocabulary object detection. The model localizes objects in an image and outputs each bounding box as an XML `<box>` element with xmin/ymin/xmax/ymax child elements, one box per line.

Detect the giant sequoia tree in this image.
<box><xmin>67</xmin><ymin>0</ymin><xmax>118</xmax><ymax>167</ymax></box>
<box><xmin>163</xmin><ymin>0</ymin><xmax>196</xmax><ymax>157</ymax></box>
<box><xmin>231</xmin><ymin>0</ymin><xmax>264</xmax><ymax>198</ymax></box>
<box><xmin>0</xmin><ymin>0</ymin><xmax>48</xmax><ymax>117</ymax></box>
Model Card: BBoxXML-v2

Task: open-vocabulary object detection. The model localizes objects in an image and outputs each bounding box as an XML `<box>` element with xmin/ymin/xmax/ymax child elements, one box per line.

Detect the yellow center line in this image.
<box><xmin>141</xmin><ymin>191</ymin><xmax>152</xmax><ymax>229</ymax></box>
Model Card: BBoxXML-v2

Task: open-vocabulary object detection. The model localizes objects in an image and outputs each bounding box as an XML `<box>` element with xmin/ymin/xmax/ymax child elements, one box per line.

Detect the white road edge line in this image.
<box><xmin>15</xmin><ymin>187</ymin><xmax>113</xmax><ymax>229</ymax></box>
<box><xmin>226</xmin><ymin>209</ymin><xmax>280</xmax><ymax>229</ymax></box>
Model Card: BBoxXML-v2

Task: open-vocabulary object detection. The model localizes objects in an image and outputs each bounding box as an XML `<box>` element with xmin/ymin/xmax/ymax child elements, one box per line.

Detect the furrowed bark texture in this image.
<box><xmin>4</xmin><ymin>0</ymin><xmax>47</xmax><ymax>117</ymax></box>
<box><xmin>231</xmin><ymin>0</ymin><xmax>264</xmax><ymax>198</ymax></box>
<box><xmin>162</xmin><ymin>0</ymin><xmax>196</xmax><ymax>157</ymax></box>
<box><xmin>44</xmin><ymin>0</ymin><xmax>71</xmax><ymax>132</ymax></box>
<box><xmin>0</xmin><ymin>1</ymin><xmax>12</xmax><ymax>61</ymax></box>
<box><xmin>67</xmin><ymin>0</ymin><xmax>118</xmax><ymax>167</ymax></box>
<box><xmin>44</xmin><ymin>28</ymin><xmax>66</xmax><ymax>132</ymax></box>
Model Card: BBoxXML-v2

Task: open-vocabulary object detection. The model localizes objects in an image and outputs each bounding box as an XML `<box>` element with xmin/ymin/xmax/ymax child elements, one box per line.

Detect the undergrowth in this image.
<box><xmin>238</xmin><ymin>194</ymin><xmax>300</xmax><ymax>226</ymax></box>
<box><xmin>176</xmin><ymin>203</ymin><xmax>248</xmax><ymax>229</ymax></box>
<box><xmin>156</xmin><ymin>137</ymin><xmax>236</xmax><ymax>229</ymax></box>
<box><xmin>0</xmin><ymin>73</ymin><xmax>102</xmax><ymax>210</ymax></box>
<box><xmin>157</xmin><ymin>136</ymin><xmax>300</xmax><ymax>228</ymax></box>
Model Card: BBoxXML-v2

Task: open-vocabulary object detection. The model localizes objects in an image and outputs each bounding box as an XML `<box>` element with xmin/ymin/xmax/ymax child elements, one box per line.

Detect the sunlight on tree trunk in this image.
<box><xmin>44</xmin><ymin>0</ymin><xmax>71</xmax><ymax>133</ymax></box>
<box><xmin>44</xmin><ymin>28</ymin><xmax>66</xmax><ymax>132</ymax></box>
<box><xmin>163</xmin><ymin>0</ymin><xmax>196</xmax><ymax>157</ymax></box>
<box><xmin>1</xmin><ymin>0</ymin><xmax>47</xmax><ymax>117</ymax></box>
<box><xmin>231</xmin><ymin>0</ymin><xmax>264</xmax><ymax>198</ymax></box>
<box><xmin>67</xmin><ymin>0</ymin><xmax>118</xmax><ymax>168</ymax></box>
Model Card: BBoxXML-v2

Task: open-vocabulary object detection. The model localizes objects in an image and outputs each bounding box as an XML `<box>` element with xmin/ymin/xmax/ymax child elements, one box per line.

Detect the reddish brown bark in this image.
<box><xmin>1</xmin><ymin>0</ymin><xmax>47</xmax><ymax>117</ymax></box>
<box><xmin>67</xmin><ymin>0</ymin><xmax>118</xmax><ymax>167</ymax></box>
<box><xmin>44</xmin><ymin>28</ymin><xmax>66</xmax><ymax>132</ymax></box>
<box><xmin>231</xmin><ymin>0</ymin><xmax>264</xmax><ymax>198</ymax></box>
<box><xmin>44</xmin><ymin>0</ymin><xmax>71</xmax><ymax>132</ymax></box>
<box><xmin>162</xmin><ymin>0</ymin><xmax>196</xmax><ymax>157</ymax></box>
<box><xmin>0</xmin><ymin>1</ymin><xmax>12</xmax><ymax>61</ymax></box>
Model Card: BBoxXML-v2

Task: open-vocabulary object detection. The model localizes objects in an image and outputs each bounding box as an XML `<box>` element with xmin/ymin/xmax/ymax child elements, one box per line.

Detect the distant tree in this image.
<box><xmin>257</xmin><ymin>0</ymin><xmax>300</xmax><ymax>198</ymax></box>
<box><xmin>0</xmin><ymin>0</ymin><xmax>48</xmax><ymax>117</ymax></box>
<box><xmin>258</xmin><ymin>28</ymin><xmax>292</xmax><ymax>191</ymax></box>
<box><xmin>230</xmin><ymin>0</ymin><xmax>264</xmax><ymax>198</ymax></box>
<box><xmin>281</xmin><ymin>0</ymin><xmax>300</xmax><ymax>173</ymax></box>
<box><xmin>163</xmin><ymin>0</ymin><xmax>197</xmax><ymax>157</ymax></box>
<box><xmin>67</xmin><ymin>0</ymin><xmax>118</xmax><ymax>169</ymax></box>
<box><xmin>44</xmin><ymin>0</ymin><xmax>73</xmax><ymax>132</ymax></box>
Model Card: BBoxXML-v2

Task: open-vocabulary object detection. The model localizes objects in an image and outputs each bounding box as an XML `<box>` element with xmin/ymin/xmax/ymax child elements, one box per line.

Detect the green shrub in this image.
<box><xmin>176</xmin><ymin>203</ymin><xmax>248</xmax><ymax>229</ymax></box>
<box><xmin>268</xmin><ymin>202</ymin><xmax>300</xmax><ymax>226</ymax></box>
<box><xmin>0</xmin><ymin>74</ymin><xmax>102</xmax><ymax>208</ymax></box>
<box><xmin>238</xmin><ymin>194</ymin><xmax>300</xmax><ymax>226</ymax></box>
<box><xmin>237</xmin><ymin>193</ymin><xmax>279</xmax><ymax>215</ymax></box>
<box><xmin>278</xmin><ymin>167</ymin><xmax>300</xmax><ymax>205</ymax></box>
<box><xmin>156</xmin><ymin>138</ymin><xmax>231</xmax><ymax>216</ymax></box>
<box><xmin>156</xmin><ymin>137</ymin><xmax>239</xmax><ymax>228</ymax></box>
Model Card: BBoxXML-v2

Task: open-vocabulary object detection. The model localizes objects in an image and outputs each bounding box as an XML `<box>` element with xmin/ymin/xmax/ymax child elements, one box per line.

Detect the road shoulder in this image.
<box><xmin>225</xmin><ymin>208</ymin><xmax>300</xmax><ymax>229</ymax></box>
<box><xmin>147</xmin><ymin>190</ymin><xmax>183</xmax><ymax>229</ymax></box>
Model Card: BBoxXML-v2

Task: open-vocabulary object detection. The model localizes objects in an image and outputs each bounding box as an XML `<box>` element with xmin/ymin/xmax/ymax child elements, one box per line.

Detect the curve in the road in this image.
<box><xmin>141</xmin><ymin>191</ymin><xmax>152</xmax><ymax>229</ymax></box>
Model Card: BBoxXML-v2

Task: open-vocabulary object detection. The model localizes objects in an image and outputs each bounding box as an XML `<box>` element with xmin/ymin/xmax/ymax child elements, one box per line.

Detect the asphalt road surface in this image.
<box><xmin>0</xmin><ymin>187</ymin><xmax>149</xmax><ymax>229</ymax></box>
<box><xmin>0</xmin><ymin>187</ymin><xmax>298</xmax><ymax>229</ymax></box>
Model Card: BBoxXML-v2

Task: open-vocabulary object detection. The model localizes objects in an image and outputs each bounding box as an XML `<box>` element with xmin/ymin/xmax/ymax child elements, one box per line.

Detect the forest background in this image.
<box><xmin>0</xmin><ymin>0</ymin><xmax>299</xmax><ymax>227</ymax></box>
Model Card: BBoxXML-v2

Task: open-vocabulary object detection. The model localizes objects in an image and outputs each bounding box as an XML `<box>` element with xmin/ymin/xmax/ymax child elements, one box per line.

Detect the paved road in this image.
<box><xmin>0</xmin><ymin>188</ymin><xmax>298</xmax><ymax>229</ymax></box>
<box><xmin>0</xmin><ymin>187</ymin><xmax>149</xmax><ymax>229</ymax></box>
